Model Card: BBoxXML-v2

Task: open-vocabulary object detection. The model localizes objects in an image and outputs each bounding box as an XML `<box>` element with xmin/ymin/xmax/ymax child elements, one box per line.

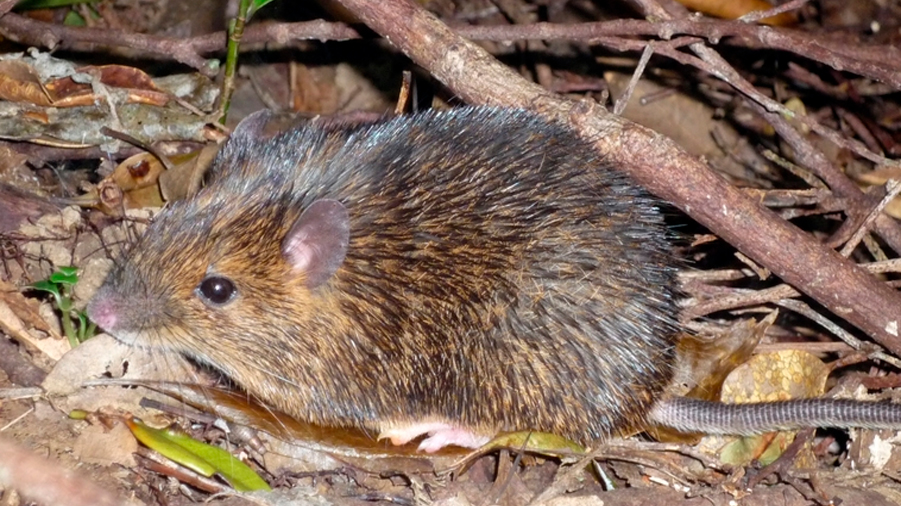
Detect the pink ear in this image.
<box><xmin>282</xmin><ymin>199</ymin><xmax>350</xmax><ymax>288</ymax></box>
<box><xmin>230</xmin><ymin>109</ymin><xmax>274</xmax><ymax>141</ymax></box>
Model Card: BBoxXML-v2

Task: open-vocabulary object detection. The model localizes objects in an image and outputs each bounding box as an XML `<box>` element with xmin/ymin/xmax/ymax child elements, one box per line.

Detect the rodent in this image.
<box><xmin>87</xmin><ymin>106</ymin><xmax>901</xmax><ymax>452</ymax></box>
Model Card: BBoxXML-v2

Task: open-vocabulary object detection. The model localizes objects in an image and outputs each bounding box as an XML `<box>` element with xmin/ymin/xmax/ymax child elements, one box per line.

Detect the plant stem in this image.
<box><xmin>217</xmin><ymin>0</ymin><xmax>252</xmax><ymax>124</ymax></box>
<box><xmin>60</xmin><ymin>306</ymin><xmax>77</xmax><ymax>347</ymax></box>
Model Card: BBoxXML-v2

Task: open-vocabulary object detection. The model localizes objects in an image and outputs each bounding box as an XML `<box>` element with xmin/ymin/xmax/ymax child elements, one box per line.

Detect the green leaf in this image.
<box><xmin>31</xmin><ymin>279</ymin><xmax>60</xmax><ymax>296</ymax></box>
<box><xmin>49</xmin><ymin>266</ymin><xmax>78</xmax><ymax>286</ymax></box>
<box><xmin>15</xmin><ymin>0</ymin><xmax>95</xmax><ymax>10</ymax></box>
<box><xmin>63</xmin><ymin>10</ymin><xmax>86</xmax><ymax>26</ymax></box>
<box><xmin>126</xmin><ymin>418</ymin><xmax>271</xmax><ymax>492</ymax></box>
<box><xmin>31</xmin><ymin>279</ymin><xmax>63</xmax><ymax>308</ymax></box>
<box><xmin>247</xmin><ymin>0</ymin><xmax>276</xmax><ymax>19</ymax></box>
<box><xmin>720</xmin><ymin>433</ymin><xmax>794</xmax><ymax>466</ymax></box>
<box><xmin>68</xmin><ymin>409</ymin><xmax>89</xmax><ymax>420</ymax></box>
<box><xmin>127</xmin><ymin>418</ymin><xmax>216</xmax><ymax>476</ymax></box>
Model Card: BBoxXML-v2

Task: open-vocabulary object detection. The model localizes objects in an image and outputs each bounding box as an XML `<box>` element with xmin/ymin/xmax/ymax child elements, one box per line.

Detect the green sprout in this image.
<box><xmin>32</xmin><ymin>266</ymin><xmax>96</xmax><ymax>348</ymax></box>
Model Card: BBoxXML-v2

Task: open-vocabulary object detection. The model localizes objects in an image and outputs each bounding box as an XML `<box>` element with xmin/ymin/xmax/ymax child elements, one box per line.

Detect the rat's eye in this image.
<box><xmin>196</xmin><ymin>276</ymin><xmax>237</xmax><ymax>307</ymax></box>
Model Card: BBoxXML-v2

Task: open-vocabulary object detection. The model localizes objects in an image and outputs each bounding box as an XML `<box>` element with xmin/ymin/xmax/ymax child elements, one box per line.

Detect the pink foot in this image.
<box><xmin>380</xmin><ymin>422</ymin><xmax>491</xmax><ymax>453</ymax></box>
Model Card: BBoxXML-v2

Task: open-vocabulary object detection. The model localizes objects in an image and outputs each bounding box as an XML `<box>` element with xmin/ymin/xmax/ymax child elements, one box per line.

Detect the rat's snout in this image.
<box><xmin>86</xmin><ymin>291</ymin><xmax>118</xmax><ymax>332</ymax></box>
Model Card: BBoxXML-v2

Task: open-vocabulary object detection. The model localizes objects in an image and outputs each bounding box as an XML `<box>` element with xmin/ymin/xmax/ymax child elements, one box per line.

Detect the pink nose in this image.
<box><xmin>86</xmin><ymin>297</ymin><xmax>117</xmax><ymax>331</ymax></box>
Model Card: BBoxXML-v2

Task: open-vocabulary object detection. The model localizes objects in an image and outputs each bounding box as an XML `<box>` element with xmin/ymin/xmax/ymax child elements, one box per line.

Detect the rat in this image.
<box><xmin>87</xmin><ymin>106</ymin><xmax>901</xmax><ymax>452</ymax></box>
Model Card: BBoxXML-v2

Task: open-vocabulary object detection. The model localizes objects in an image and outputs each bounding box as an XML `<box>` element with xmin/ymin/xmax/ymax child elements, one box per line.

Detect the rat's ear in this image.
<box><xmin>282</xmin><ymin>199</ymin><xmax>350</xmax><ymax>288</ymax></box>
<box><xmin>231</xmin><ymin>109</ymin><xmax>310</xmax><ymax>141</ymax></box>
<box><xmin>229</xmin><ymin>109</ymin><xmax>274</xmax><ymax>142</ymax></box>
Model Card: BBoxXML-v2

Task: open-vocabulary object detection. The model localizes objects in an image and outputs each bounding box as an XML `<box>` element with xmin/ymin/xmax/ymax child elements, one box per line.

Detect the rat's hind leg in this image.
<box><xmin>379</xmin><ymin>422</ymin><xmax>491</xmax><ymax>453</ymax></box>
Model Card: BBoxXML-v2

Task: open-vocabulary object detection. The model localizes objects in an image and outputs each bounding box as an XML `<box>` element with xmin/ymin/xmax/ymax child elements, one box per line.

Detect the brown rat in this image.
<box><xmin>88</xmin><ymin>106</ymin><xmax>901</xmax><ymax>452</ymax></box>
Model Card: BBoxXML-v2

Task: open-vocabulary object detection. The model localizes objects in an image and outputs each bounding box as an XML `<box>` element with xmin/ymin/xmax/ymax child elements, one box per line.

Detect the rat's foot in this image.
<box><xmin>379</xmin><ymin>422</ymin><xmax>491</xmax><ymax>453</ymax></box>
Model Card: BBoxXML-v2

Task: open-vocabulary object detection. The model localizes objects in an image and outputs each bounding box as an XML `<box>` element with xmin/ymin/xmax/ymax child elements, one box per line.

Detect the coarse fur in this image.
<box><xmin>89</xmin><ymin>107</ymin><xmax>680</xmax><ymax>445</ymax></box>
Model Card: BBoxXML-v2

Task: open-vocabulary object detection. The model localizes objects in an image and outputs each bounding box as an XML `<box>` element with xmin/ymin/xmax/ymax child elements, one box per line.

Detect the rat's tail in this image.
<box><xmin>650</xmin><ymin>396</ymin><xmax>901</xmax><ymax>434</ymax></box>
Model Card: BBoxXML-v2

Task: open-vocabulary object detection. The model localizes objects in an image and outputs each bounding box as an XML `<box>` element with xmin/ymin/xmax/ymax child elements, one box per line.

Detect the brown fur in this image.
<box><xmin>88</xmin><ymin>107</ymin><xmax>680</xmax><ymax>445</ymax></box>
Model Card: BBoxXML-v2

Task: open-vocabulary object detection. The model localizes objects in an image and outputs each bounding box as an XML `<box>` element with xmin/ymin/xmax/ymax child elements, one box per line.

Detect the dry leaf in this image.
<box><xmin>675</xmin><ymin>0</ymin><xmax>796</xmax><ymax>25</ymax></box>
<box><xmin>158</xmin><ymin>144</ymin><xmax>221</xmax><ymax>201</ymax></box>
<box><xmin>291</xmin><ymin>63</ymin><xmax>340</xmax><ymax>115</ymax></box>
<box><xmin>604</xmin><ymin>71</ymin><xmax>763</xmax><ymax>184</ymax></box>
<box><xmin>0</xmin><ymin>60</ymin><xmax>52</xmax><ymax>105</ymax></box>
<box><xmin>0</xmin><ymin>60</ymin><xmax>170</xmax><ymax>109</ymax></box>
<box><xmin>43</xmin><ymin>65</ymin><xmax>169</xmax><ymax>108</ymax></box>
<box><xmin>72</xmin><ymin>422</ymin><xmax>138</xmax><ymax>468</ymax></box>
<box><xmin>716</xmin><ymin>350</ymin><xmax>828</xmax><ymax>466</ymax></box>
<box><xmin>0</xmin><ymin>282</ymin><xmax>67</xmax><ymax>362</ymax></box>
<box><xmin>650</xmin><ymin>313</ymin><xmax>775</xmax><ymax>443</ymax></box>
<box><xmin>720</xmin><ymin>350</ymin><xmax>829</xmax><ymax>403</ymax></box>
<box><xmin>853</xmin><ymin>167</ymin><xmax>901</xmax><ymax>219</ymax></box>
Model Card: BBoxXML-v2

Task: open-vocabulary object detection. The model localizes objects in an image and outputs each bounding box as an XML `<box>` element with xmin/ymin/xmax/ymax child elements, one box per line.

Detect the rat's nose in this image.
<box><xmin>86</xmin><ymin>291</ymin><xmax>118</xmax><ymax>331</ymax></box>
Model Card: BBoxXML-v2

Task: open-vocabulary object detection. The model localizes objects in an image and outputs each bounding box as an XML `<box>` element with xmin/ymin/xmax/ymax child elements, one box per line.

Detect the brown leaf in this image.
<box><xmin>650</xmin><ymin>313</ymin><xmax>775</xmax><ymax>443</ymax></box>
<box><xmin>291</xmin><ymin>63</ymin><xmax>340</xmax><ymax>115</ymax></box>
<box><xmin>158</xmin><ymin>144</ymin><xmax>221</xmax><ymax>202</ymax></box>
<box><xmin>0</xmin><ymin>60</ymin><xmax>53</xmax><ymax>106</ymax></box>
<box><xmin>675</xmin><ymin>0</ymin><xmax>797</xmax><ymax>25</ymax></box>
<box><xmin>716</xmin><ymin>350</ymin><xmax>828</xmax><ymax>466</ymax></box>
<box><xmin>71</xmin><ymin>422</ymin><xmax>138</xmax><ymax>468</ymax></box>
<box><xmin>721</xmin><ymin>350</ymin><xmax>829</xmax><ymax>403</ymax></box>
<box><xmin>0</xmin><ymin>283</ymin><xmax>67</xmax><ymax>362</ymax></box>
<box><xmin>44</xmin><ymin>65</ymin><xmax>170</xmax><ymax>108</ymax></box>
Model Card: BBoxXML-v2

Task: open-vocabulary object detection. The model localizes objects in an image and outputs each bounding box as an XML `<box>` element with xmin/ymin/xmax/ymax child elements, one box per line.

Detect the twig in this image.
<box><xmin>836</xmin><ymin>107</ymin><xmax>884</xmax><ymax>155</ymax></box>
<box><xmin>634</xmin><ymin>1</ymin><xmax>901</xmax><ymax>255</ymax></box>
<box><xmin>136</xmin><ymin>447</ymin><xmax>230</xmax><ymax>494</ymax></box>
<box><xmin>683</xmin><ymin>257</ymin><xmax>901</xmax><ymax>319</ymax></box>
<box><xmin>839</xmin><ymin>180</ymin><xmax>901</xmax><ymax>257</ymax></box>
<box><xmin>684</xmin><ymin>283</ymin><xmax>799</xmax><ymax>320</ymax></box>
<box><xmin>760</xmin><ymin>150</ymin><xmax>827</xmax><ymax>190</ymax></box>
<box><xmin>100</xmin><ymin>127</ymin><xmax>175</xmax><ymax>172</ymax></box>
<box><xmin>738</xmin><ymin>0</ymin><xmax>808</xmax><ymax>24</ymax></box>
<box><xmin>0</xmin><ymin>0</ymin><xmax>15</xmax><ymax>16</ymax></box>
<box><xmin>746</xmin><ymin>428</ymin><xmax>815</xmax><ymax>488</ymax></box>
<box><xmin>775</xmin><ymin>298</ymin><xmax>901</xmax><ymax>369</ymax></box>
<box><xmin>0</xmin><ymin>406</ymin><xmax>34</xmax><ymax>432</ymax></box>
<box><xmin>0</xmin><ymin>387</ymin><xmax>43</xmax><ymax>400</ymax></box>
<box><xmin>613</xmin><ymin>42</ymin><xmax>655</xmax><ymax>116</ymax></box>
<box><xmin>757</xmin><ymin>100</ymin><xmax>901</xmax><ymax>251</ymax></box>
<box><xmin>0</xmin><ymin>12</ymin><xmax>216</xmax><ymax>76</ymax></box>
<box><xmin>594</xmin><ymin>30</ymin><xmax>901</xmax><ymax>255</ymax></box>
